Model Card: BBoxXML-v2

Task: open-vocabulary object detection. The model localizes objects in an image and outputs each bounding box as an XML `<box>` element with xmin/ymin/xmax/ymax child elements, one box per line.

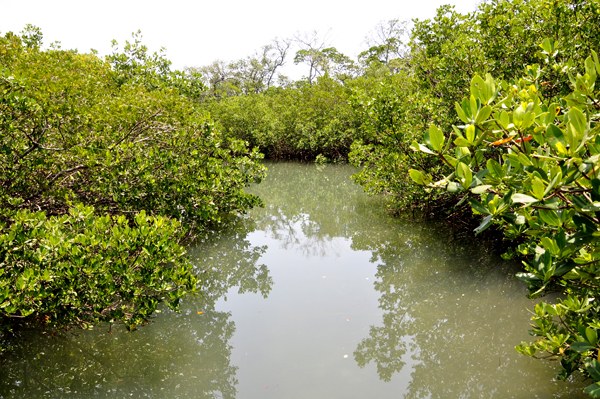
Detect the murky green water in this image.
<box><xmin>0</xmin><ymin>162</ymin><xmax>589</xmax><ymax>398</ymax></box>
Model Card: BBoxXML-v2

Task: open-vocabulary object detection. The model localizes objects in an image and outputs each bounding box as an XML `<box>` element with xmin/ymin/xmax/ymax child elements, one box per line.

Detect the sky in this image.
<box><xmin>0</xmin><ymin>0</ymin><xmax>480</xmax><ymax>79</ymax></box>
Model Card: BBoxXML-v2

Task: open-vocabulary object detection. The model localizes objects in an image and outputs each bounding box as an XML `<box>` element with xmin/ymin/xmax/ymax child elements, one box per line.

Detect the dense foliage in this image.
<box><xmin>204</xmin><ymin>77</ymin><xmax>363</xmax><ymax>161</ymax></box>
<box><xmin>5</xmin><ymin>0</ymin><xmax>600</xmax><ymax>394</ymax></box>
<box><xmin>410</xmin><ymin>42</ymin><xmax>600</xmax><ymax>395</ymax></box>
<box><xmin>0</xmin><ymin>27</ymin><xmax>265</xmax><ymax>349</ymax></box>
<box><xmin>198</xmin><ymin>21</ymin><xmax>407</xmax><ymax>163</ymax></box>
<box><xmin>350</xmin><ymin>0</ymin><xmax>600</xmax><ymax>213</ymax></box>
<box><xmin>343</xmin><ymin>7</ymin><xmax>600</xmax><ymax>392</ymax></box>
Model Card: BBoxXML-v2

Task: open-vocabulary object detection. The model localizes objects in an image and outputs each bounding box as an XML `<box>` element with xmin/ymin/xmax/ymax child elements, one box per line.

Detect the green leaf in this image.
<box><xmin>466</xmin><ymin>125</ymin><xmax>476</xmax><ymax>143</ymax></box>
<box><xmin>540</xmin><ymin>237</ymin><xmax>560</xmax><ymax>255</ymax></box>
<box><xmin>572</xmin><ymin>214</ymin><xmax>597</xmax><ymax>235</ymax></box>
<box><xmin>543</xmin><ymin>170</ymin><xmax>562</xmax><ymax>197</ymax></box>
<box><xmin>512</xmin><ymin>193</ymin><xmax>539</xmax><ymax>204</ymax></box>
<box><xmin>513</xmin><ymin>106</ymin><xmax>525</xmax><ymax>128</ymax></box>
<box><xmin>546</xmin><ymin>124</ymin><xmax>567</xmax><ymax>154</ymax></box>
<box><xmin>523</xmin><ymin>111</ymin><xmax>535</xmax><ymax>129</ymax></box>
<box><xmin>516</xmin><ymin>272</ymin><xmax>542</xmax><ymax>283</ymax></box>
<box><xmin>568</xmin><ymin>107</ymin><xmax>587</xmax><ymax>137</ymax></box>
<box><xmin>470</xmin><ymin>75</ymin><xmax>486</xmax><ymax>101</ymax></box>
<box><xmin>474</xmin><ymin>214</ymin><xmax>494</xmax><ymax>234</ymax></box>
<box><xmin>456</xmin><ymin>162</ymin><xmax>473</xmax><ymax>189</ymax></box>
<box><xmin>531</xmin><ymin>177</ymin><xmax>545</xmax><ymax>199</ymax></box>
<box><xmin>427</xmin><ymin>125</ymin><xmax>445</xmax><ymax>152</ymax></box>
<box><xmin>584</xmin><ymin>383</ymin><xmax>600</xmax><ymax>398</ymax></box>
<box><xmin>475</xmin><ymin>105</ymin><xmax>492</xmax><ymax>124</ymax></box>
<box><xmin>484</xmin><ymin>73</ymin><xmax>496</xmax><ymax>104</ymax></box>
<box><xmin>516</xmin><ymin>341</ymin><xmax>537</xmax><ymax>357</ymax></box>
<box><xmin>538</xmin><ymin>209</ymin><xmax>561</xmax><ymax>226</ymax></box>
<box><xmin>586</xmin><ymin>359</ymin><xmax>600</xmax><ymax>381</ymax></box>
<box><xmin>497</xmin><ymin>190</ymin><xmax>514</xmax><ymax>213</ymax></box>
<box><xmin>471</xmin><ymin>185</ymin><xmax>492</xmax><ymax>194</ymax></box>
<box><xmin>469</xmin><ymin>198</ymin><xmax>491</xmax><ymax>215</ymax></box>
<box><xmin>444</xmin><ymin>155</ymin><xmax>458</xmax><ymax>167</ymax></box>
<box><xmin>571</xmin><ymin>341</ymin><xmax>595</xmax><ymax>353</ymax></box>
<box><xmin>409</xmin><ymin>169</ymin><xmax>426</xmax><ymax>185</ymax></box>
<box><xmin>411</xmin><ymin>140</ymin><xmax>436</xmax><ymax>155</ymax></box>
<box><xmin>554</xmin><ymin>259</ymin><xmax>576</xmax><ymax>276</ymax></box>
<box><xmin>572</xmin><ymin>195</ymin><xmax>600</xmax><ymax>212</ymax></box>
<box><xmin>585</xmin><ymin>154</ymin><xmax>600</xmax><ymax>165</ymax></box>
<box><xmin>447</xmin><ymin>181</ymin><xmax>461</xmax><ymax>192</ymax></box>
<box><xmin>587</xmin><ymin>328</ymin><xmax>598</xmax><ymax>346</ymax></box>
<box><xmin>486</xmin><ymin>159</ymin><xmax>504</xmax><ymax>178</ymax></box>
<box><xmin>454</xmin><ymin>137</ymin><xmax>472</xmax><ymax>147</ymax></box>
<box><xmin>586</xmin><ymin>55</ymin><xmax>597</xmax><ymax>83</ymax></box>
<box><xmin>455</xmin><ymin>102</ymin><xmax>469</xmax><ymax>123</ymax></box>
<box><xmin>517</xmin><ymin>152</ymin><xmax>533</xmax><ymax>167</ymax></box>
<box><xmin>540</xmin><ymin>38</ymin><xmax>555</xmax><ymax>54</ymax></box>
<box><xmin>499</xmin><ymin>111</ymin><xmax>510</xmax><ymax>129</ymax></box>
<box><xmin>15</xmin><ymin>275</ymin><xmax>27</xmax><ymax>291</ymax></box>
<box><xmin>461</xmin><ymin>98</ymin><xmax>472</xmax><ymax>120</ymax></box>
<box><xmin>470</xmin><ymin>96</ymin><xmax>478</xmax><ymax>119</ymax></box>
<box><xmin>593</xmin><ymin>50</ymin><xmax>600</xmax><ymax>77</ymax></box>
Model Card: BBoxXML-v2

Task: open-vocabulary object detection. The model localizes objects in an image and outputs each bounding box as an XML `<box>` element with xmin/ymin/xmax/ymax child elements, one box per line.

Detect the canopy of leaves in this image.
<box><xmin>205</xmin><ymin>76</ymin><xmax>363</xmax><ymax>161</ymax></box>
<box><xmin>0</xmin><ymin>27</ymin><xmax>265</xmax><ymax>348</ymax></box>
<box><xmin>350</xmin><ymin>0</ymin><xmax>600</xmax><ymax>213</ymax></box>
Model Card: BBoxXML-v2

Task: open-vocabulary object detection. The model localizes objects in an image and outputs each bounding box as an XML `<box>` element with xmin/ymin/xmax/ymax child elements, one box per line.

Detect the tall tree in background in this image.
<box><xmin>192</xmin><ymin>38</ymin><xmax>290</xmax><ymax>97</ymax></box>
<box><xmin>191</xmin><ymin>59</ymin><xmax>232</xmax><ymax>96</ymax></box>
<box><xmin>292</xmin><ymin>30</ymin><xmax>331</xmax><ymax>84</ymax></box>
<box><xmin>359</xmin><ymin>19</ymin><xmax>410</xmax><ymax>75</ymax></box>
<box><xmin>293</xmin><ymin>31</ymin><xmax>358</xmax><ymax>83</ymax></box>
<box><xmin>229</xmin><ymin>38</ymin><xmax>291</xmax><ymax>93</ymax></box>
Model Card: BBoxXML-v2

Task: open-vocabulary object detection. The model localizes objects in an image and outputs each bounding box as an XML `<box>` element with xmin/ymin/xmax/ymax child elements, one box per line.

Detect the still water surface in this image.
<box><xmin>0</xmin><ymin>162</ymin><xmax>589</xmax><ymax>398</ymax></box>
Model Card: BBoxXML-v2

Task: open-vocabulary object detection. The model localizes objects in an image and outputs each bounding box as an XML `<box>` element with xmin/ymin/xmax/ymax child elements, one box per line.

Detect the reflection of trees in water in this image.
<box><xmin>0</xmin><ymin>308</ymin><xmax>237</xmax><ymax>398</ymax></box>
<box><xmin>351</xmin><ymin>220</ymin><xmax>587</xmax><ymax>398</ymax></box>
<box><xmin>295</xmin><ymin>230</ymin><xmax>344</xmax><ymax>258</ymax></box>
<box><xmin>5</xmin><ymin>161</ymin><xmax>585</xmax><ymax>398</ymax></box>
<box><xmin>246</xmin><ymin>161</ymin><xmax>372</xmax><ymax>258</ymax></box>
<box><xmin>244</xmin><ymin>161</ymin><xmax>585</xmax><ymax>397</ymax></box>
<box><xmin>189</xmin><ymin>215</ymin><xmax>272</xmax><ymax>307</ymax></box>
<box><xmin>0</xmin><ymin>215</ymin><xmax>272</xmax><ymax>399</ymax></box>
<box><xmin>259</xmin><ymin>213</ymin><xmax>345</xmax><ymax>258</ymax></box>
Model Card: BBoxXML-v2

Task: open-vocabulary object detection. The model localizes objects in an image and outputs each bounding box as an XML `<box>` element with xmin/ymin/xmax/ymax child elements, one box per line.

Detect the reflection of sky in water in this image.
<box><xmin>250</xmin><ymin>213</ymin><xmax>347</xmax><ymax>259</ymax></box>
<box><xmin>0</xmin><ymin>162</ymin><xmax>589</xmax><ymax>398</ymax></box>
<box><xmin>218</xmin><ymin>223</ymin><xmax>418</xmax><ymax>398</ymax></box>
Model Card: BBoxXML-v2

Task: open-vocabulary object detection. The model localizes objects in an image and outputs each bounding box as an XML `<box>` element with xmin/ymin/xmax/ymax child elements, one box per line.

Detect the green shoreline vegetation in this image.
<box><xmin>2</xmin><ymin>0</ymin><xmax>600</xmax><ymax>395</ymax></box>
<box><xmin>0</xmin><ymin>27</ymin><xmax>265</xmax><ymax>348</ymax></box>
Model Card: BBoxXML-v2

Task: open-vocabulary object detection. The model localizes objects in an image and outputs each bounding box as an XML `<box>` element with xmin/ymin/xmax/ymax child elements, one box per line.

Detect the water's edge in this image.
<box><xmin>0</xmin><ymin>162</ymin><xmax>587</xmax><ymax>398</ymax></box>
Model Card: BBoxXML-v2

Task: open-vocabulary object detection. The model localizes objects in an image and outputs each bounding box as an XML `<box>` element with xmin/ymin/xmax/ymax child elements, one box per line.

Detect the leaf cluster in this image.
<box><xmin>0</xmin><ymin>205</ymin><xmax>195</xmax><ymax>333</ymax></box>
<box><xmin>350</xmin><ymin>0</ymin><xmax>600</xmax><ymax>216</ymax></box>
<box><xmin>411</xmin><ymin>44</ymin><xmax>600</xmax><ymax>394</ymax></box>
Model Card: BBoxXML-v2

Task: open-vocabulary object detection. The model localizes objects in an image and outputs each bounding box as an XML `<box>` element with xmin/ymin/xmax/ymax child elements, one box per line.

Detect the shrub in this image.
<box><xmin>411</xmin><ymin>43</ymin><xmax>600</xmax><ymax>396</ymax></box>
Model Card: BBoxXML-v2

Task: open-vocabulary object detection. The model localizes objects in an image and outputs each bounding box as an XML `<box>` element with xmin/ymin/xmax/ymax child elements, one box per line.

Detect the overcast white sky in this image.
<box><xmin>0</xmin><ymin>0</ymin><xmax>479</xmax><ymax>79</ymax></box>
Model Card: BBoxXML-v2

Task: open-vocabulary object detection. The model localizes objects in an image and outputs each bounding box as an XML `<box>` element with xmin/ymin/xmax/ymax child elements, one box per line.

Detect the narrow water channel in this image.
<box><xmin>0</xmin><ymin>162</ymin><xmax>588</xmax><ymax>398</ymax></box>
